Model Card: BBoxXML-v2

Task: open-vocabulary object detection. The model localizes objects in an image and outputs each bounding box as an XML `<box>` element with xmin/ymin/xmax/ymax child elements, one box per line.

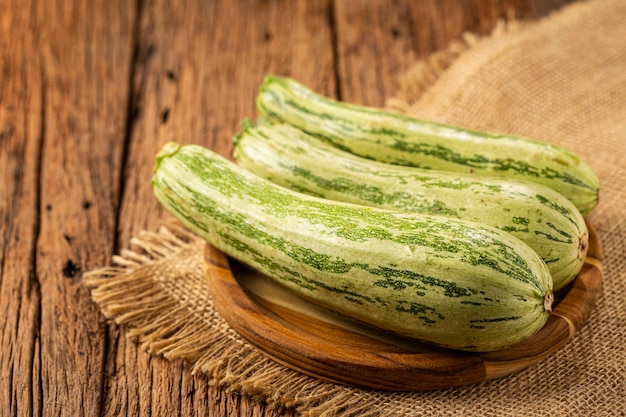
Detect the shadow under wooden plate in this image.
<box><xmin>204</xmin><ymin>221</ymin><xmax>603</xmax><ymax>391</ymax></box>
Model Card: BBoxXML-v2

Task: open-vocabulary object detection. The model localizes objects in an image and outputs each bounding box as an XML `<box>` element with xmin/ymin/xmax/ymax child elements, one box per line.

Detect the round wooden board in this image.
<box><xmin>204</xmin><ymin>221</ymin><xmax>603</xmax><ymax>391</ymax></box>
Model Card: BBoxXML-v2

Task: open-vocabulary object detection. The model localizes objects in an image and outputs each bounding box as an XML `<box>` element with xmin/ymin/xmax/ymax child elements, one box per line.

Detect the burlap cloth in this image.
<box><xmin>85</xmin><ymin>0</ymin><xmax>626</xmax><ymax>415</ymax></box>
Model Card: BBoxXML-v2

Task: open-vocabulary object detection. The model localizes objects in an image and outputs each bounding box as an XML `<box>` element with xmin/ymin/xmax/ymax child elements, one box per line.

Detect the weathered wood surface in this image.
<box><xmin>0</xmin><ymin>0</ymin><xmax>572</xmax><ymax>415</ymax></box>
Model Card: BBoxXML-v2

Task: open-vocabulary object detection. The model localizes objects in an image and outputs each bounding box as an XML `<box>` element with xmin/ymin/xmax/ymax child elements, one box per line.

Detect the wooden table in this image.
<box><xmin>1</xmin><ymin>0</ymin><xmax>574</xmax><ymax>415</ymax></box>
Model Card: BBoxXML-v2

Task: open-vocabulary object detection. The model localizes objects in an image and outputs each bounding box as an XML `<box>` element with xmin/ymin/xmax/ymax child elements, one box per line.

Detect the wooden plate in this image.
<box><xmin>204</xmin><ymin>221</ymin><xmax>603</xmax><ymax>391</ymax></box>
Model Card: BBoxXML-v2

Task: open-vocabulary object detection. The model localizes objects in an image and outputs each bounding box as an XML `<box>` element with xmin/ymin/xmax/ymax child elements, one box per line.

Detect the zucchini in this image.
<box><xmin>152</xmin><ymin>142</ymin><xmax>553</xmax><ymax>352</ymax></box>
<box><xmin>255</xmin><ymin>75</ymin><xmax>599</xmax><ymax>216</ymax></box>
<box><xmin>232</xmin><ymin>123</ymin><xmax>588</xmax><ymax>290</ymax></box>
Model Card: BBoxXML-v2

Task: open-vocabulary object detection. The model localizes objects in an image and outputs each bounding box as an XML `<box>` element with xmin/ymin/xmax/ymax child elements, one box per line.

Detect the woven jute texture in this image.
<box><xmin>85</xmin><ymin>0</ymin><xmax>626</xmax><ymax>415</ymax></box>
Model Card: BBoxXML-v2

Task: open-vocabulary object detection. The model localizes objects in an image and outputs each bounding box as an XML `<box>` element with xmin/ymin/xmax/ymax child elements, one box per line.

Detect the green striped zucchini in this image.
<box><xmin>255</xmin><ymin>75</ymin><xmax>599</xmax><ymax>216</ymax></box>
<box><xmin>232</xmin><ymin>123</ymin><xmax>588</xmax><ymax>290</ymax></box>
<box><xmin>153</xmin><ymin>142</ymin><xmax>553</xmax><ymax>352</ymax></box>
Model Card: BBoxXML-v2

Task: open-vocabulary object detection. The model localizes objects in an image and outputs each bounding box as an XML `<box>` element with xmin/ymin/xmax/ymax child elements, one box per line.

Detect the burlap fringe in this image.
<box><xmin>83</xmin><ymin>221</ymin><xmax>209</xmax><ymax>361</ymax></box>
<box><xmin>84</xmin><ymin>220</ymin><xmax>409</xmax><ymax>417</ymax></box>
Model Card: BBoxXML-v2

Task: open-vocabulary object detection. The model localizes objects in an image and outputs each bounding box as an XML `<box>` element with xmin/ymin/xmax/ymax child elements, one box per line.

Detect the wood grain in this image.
<box><xmin>334</xmin><ymin>0</ymin><xmax>536</xmax><ymax>106</ymax></box>
<box><xmin>112</xmin><ymin>1</ymin><xmax>334</xmax><ymax>415</ymax></box>
<box><xmin>1</xmin><ymin>0</ymin><xmax>135</xmax><ymax>415</ymax></box>
<box><xmin>36</xmin><ymin>0</ymin><xmax>135</xmax><ymax>412</ymax></box>
<box><xmin>205</xmin><ymin>223</ymin><xmax>602</xmax><ymax>391</ymax></box>
<box><xmin>0</xmin><ymin>1</ymin><xmax>43</xmax><ymax>415</ymax></box>
<box><xmin>0</xmin><ymin>0</ymin><xmax>576</xmax><ymax>415</ymax></box>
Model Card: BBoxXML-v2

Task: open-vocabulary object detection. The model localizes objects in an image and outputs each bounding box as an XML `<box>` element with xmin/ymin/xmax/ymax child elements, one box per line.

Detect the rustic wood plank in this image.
<box><xmin>0</xmin><ymin>1</ymin><xmax>43</xmax><ymax>415</ymax></box>
<box><xmin>531</xmin><ymin>0</ymin><xmax>574</xmax><ymax>16</ymax></box>
<box><xmin>333</xmin><ymin>0</ymin><xmax>536</xmax><ymax>106</ymax></box>
<box><xmin>109</xmin><ymin>0</ymin><xmax>334</xmax><ymax>415</ymax></box>
<box><xmin>117</xmin><ymin>0</ymin><xmax>337</xmax><ymax>246</ymax></box>
<box><xmin>22</xmin><ymin>0</ymin><xmax>134</xmax><ymax>416</ymax></box>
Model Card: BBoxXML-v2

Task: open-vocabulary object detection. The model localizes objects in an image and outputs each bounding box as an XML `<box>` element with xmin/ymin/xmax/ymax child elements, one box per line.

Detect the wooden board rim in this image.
<box><xmin>204</xmin><ymin>221</ymin><xmax>603</xmax><ymax>391</ymax></box>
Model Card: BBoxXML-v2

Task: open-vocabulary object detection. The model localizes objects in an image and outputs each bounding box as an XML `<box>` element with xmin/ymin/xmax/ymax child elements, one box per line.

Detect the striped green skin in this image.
<box><xmin>232</xmin><ymin>123</ymin><xmax>589</xmax><ymax>291</ymax></box>
<box><xmin>153</xmin><ymin>142</ymin><xmax>553</xmax><ymax>352</ymax></box>
<box><xmin>255</xmin><ymin>75</ymin><xmax>599</xmax><ymax>216</ymax></box>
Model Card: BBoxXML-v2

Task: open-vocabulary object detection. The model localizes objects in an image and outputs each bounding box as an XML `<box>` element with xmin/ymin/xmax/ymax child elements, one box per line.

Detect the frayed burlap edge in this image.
<box><xmin>83</xmin><ymin>222</ymin><xmax>210</xmax><ymax>362</ymax></box>
<box><xmin>83</xmin><ymin>219</ymin><xmax>403</xmax><ymax>417</ymax></box>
